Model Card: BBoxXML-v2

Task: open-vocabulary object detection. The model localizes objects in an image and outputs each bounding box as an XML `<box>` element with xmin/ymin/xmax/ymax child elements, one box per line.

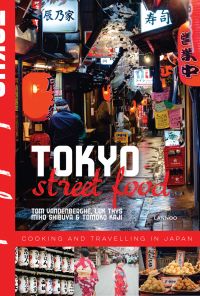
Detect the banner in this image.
<box><xmin>169</xmin><ymin>109</ymin><xmax>182</xmax><ymax>129</ymax></box>
<box><xmin>155</xmin><ymin>110</ymin><xmax>170</xmax><ymax>129</ymax></box>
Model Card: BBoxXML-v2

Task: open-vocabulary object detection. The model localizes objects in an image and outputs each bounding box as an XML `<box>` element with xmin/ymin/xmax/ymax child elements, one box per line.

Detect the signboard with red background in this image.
<box><xmin>178</xmin><ymin>21</ymin><xmax>200</xmax><ymax>86</ymax></box>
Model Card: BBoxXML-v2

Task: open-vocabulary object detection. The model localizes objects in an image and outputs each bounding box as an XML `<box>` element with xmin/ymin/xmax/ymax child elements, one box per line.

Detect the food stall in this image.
<box><xmin>139</xmin><ymin>248</ymin><xmax>200</xmax><ymax>295</ymax></box>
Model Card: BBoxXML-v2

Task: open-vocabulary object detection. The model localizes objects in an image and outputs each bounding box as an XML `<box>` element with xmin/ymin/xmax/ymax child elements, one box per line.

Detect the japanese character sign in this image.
<box><xmin>141</xmin><ymin>3</ymin><xmax>172</xmax><ymax>33</ymax></box>
<box><xmin>146</xmin><ymin>247</ymin><xmax>157</xmax><ymax>270</ymax></box>
<box><xmin>42</xmin><ymin>0</ymin><xmax>78</xmax><ymax>33</ymax></box>
<box><xmin>178</xmin><ymin>21</ymin><xmax>200</xmax><ymax>86</ymax></box>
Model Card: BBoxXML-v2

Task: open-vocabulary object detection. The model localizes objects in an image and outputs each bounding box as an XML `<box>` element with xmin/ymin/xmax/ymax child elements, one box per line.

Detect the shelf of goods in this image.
<box><xmin>15</xmin><ymin>247</ymin><xmax>75</xmax><ymax>295</ymax></box>
<box><xmin>164</xmin><ymin>146</ymin><xmax>185</xmax><ymax>186</ymax></box>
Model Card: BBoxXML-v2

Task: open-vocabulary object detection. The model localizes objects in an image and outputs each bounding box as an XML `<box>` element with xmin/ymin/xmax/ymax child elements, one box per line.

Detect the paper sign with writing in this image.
<box><xmin>161</xmin><ymin>277</ymin><xmax>180</xmax><ymax>288</ymax></box>
<box><xmin>146</xmin><ymin>247</ymin><xmax>157</xmax><ymax>270</ymax></box>
<box><xmin>155</xmin><ymin>110</ymin><xmax>170</xmax><ymax>129</ymax></box>
<box><xmin>176</xmin><ymin>250</ymin><xmax>185</xmax><ymax>267</ymax></box>
<box><xmin>155</xmin><ymin>101</ymin><xmax>166</xmax><ymax>112</ymax></box>
<box><xmin>152</xmin><ymin>87</ymin><xmax>170</xmax><ymax>102</ymax></box>
<box><xmin>169</xmin><ymin>109</ymin><xmax>182</xmax><ymax>129</ymax></box>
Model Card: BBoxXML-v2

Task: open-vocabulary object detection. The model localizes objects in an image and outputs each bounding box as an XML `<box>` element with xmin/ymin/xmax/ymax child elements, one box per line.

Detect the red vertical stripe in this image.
<box><xmin>0</xmin><ymin>0</ymin><xmax>15</xmax><ymax>295</ymax></box>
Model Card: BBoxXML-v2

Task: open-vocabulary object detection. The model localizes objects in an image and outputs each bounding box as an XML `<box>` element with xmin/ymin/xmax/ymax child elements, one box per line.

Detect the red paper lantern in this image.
<box><xmin>23</xmin><ymin>72</ymin><xmax>54</xmax><ymax>121</ymax></box>
<box><xmin>189</xmin><ymin>0</ymin><xmax>200</xmax><ymax>59</ymax></box>
<box><xmin>30</xmin><ymin>133</ymin><xmax>51</xmax><ymax>168</ymax></box>
<box><xmin>102</xmin><ymin>85</ymin><xmax>111</xmax><ymax>101</ymax></box>
<box><xmin>178</xmin><ymin>21</ymin><xmax>200</xmax><ymax>86</ymax></box>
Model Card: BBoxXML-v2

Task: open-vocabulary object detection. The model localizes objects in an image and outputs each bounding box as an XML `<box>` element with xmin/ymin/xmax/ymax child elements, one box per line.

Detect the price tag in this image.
<box><xmin>161</xmin><ymin>276</ymin><xmax>180</xmax><ymax>288</ymax></box>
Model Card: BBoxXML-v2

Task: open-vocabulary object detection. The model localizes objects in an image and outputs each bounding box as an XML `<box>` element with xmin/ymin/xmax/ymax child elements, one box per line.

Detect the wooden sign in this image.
<box><xmin>176</xmin><ymin>250</ymin><xmax>185</xmax><ymax>267</ymax></box>
<box><xmin>146</xmin><ymin>247</ymin><xmax>157</xmax><ymax>270</ymax></box>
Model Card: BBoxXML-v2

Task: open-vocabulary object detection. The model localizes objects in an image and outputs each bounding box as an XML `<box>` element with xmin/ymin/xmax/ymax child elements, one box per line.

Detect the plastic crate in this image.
<box><xmin>167</xmin><ymin>169</ymin><xmax>185</xmax><ymax>186</ymax></box>
<box><xmin>164</xmin><ymin>146</ymin><xmax>185</xmax><ymax>169</ymax></box>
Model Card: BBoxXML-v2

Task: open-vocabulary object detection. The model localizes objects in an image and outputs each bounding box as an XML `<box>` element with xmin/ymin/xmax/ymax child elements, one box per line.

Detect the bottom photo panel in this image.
<box><xmin>15</xmin><ymin>246</ymin><xmax>200</xmax><ymax>296</ymax></box>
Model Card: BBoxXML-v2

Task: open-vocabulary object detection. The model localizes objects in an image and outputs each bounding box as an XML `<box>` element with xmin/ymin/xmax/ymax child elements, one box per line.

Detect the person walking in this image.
<box><xmin>49</xmin><ymin>98</ymin><xmax>86</xmax><ymax>150</ymax></box>
<box><xmin>114</xmin><ymin>256</ymin><xmax>128</xmax><ymax>296</ymax></box>
<box><xmin>74</xmin><ymin>248</ymin><xmax>99</xmax><ymax>296</ymax></box>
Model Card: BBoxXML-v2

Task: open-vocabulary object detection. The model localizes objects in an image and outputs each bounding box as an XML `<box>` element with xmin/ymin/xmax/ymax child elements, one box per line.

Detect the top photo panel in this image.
<box><xmin>15</xmin><ymin>0</ymin><xmax>200</xmax><ymax>231</ymax></box>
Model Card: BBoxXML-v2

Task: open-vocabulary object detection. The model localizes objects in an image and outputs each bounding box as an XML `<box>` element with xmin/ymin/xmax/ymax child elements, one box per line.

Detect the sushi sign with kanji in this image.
<box><xmin>140</xmin><ymin>2</ymin><xmax>172</xmax><ymax>33</ymax></box>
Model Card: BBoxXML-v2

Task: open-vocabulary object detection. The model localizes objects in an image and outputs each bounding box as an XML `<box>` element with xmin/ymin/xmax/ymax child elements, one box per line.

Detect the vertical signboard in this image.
<box><xmin>146</xmin><ymin>247</ymin><xmax>157</xmax><ymax>270</ymax></box>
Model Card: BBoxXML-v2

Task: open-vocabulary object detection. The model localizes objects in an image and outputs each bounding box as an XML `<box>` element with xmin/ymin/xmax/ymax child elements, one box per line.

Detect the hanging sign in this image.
<box><xmin>176</xmin><ymin>250</ymin><xmax>185</xmax><ymax>267</ymax></box>
<box><xmin>169</xmin><ymin>109</ymin><xmax>182</xmax><ymax>129</ymax></box>
<box><xmin>178</xmin><ymin>21</ymin><xmax>200</xmax><ymax>86</ymax></box>
<box><xmin>155</xmin><ymin>101</ymin><xmax>166</xmax><ymax>112</ymax></box>
<box><xmin>155</xmin><ymin>110</ymin><xmax>170</xmax><ymax>129</ymax></box>
<box><xmin>133</xmin><ymin>69</ymin><xmax>153</xmax><ymax>90</ymax></box>
<box><xmin>141</xmin><ymin>2</ymin><xmax>171</xmax><ymax>33</ymax></box>
<box><xmin>23</xmin><ymin>72</ymin><xmax>54</xmax><ymax>122</ymax></box>
<box><xmin>152</xmin><ymin>87</ymin><xmax>170</xmax><ymax>102</ymax></box>
<box><xmin>32</xmin><ymin>0</ymin><xmax>42</xmax><ymax>31</ymax></box>
<box><xmin>42</xmin><ymin>0</ymin><xmax>78</xmax><ymax>33</ymax></box>
<box><xmin>189</xmin><ymin>0</ymin><xmax>200</xmax><ymax>59</ymax></box>
<box><xmin>146</xmin><ymin>247</ymin><xmax>157</xmax><ymax>270</ymax></box>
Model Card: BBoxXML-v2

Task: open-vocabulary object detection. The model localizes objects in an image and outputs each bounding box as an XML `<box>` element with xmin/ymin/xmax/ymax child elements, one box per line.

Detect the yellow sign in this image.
<box><xmin>114</xmin><ymin>132</ymin><xmax>128</xmax><ymax>144</ymax></box>
<box><xmin>155</xmin><ymin>110</ymin><xmax>170</xmax><ymax>129</ymax></box>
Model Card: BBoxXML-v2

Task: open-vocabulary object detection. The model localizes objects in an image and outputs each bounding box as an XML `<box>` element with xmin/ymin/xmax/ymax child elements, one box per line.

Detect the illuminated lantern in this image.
<box><xmin>130</xmin><ymin>106</ymin><xmax>136</xmax><ymax>113</ymax></box>
<box><xmin>178</xmin><ymin>21</ymin><xmax>200</xmax><ymax>86</ymax></box>
<box><xmin>23</xmin><ymin>72</ymin><xmax>54</xmax><ymax>121</ymax></box>
<box><xmin>142</xmin><ymin>114</ymin><xmax>148</xmax><ymax>125</ymax></box>
<box><xmin>30</xmin><ymin>133</ymin><xmax>51</xmax><ymax>168</ymax></box>
<box><xmin>189</xmin><ymin>0</ymin><xmax>200</xmax><ymax>59</ymax></box>
<box><xmin>141</xmin><ymin>99</ymin><xmax>147</xmax><ymax>106</ymax></box>
<box><xmin>102</xmin><ymin>85</ymin><xmax>111</xmax><ymax>101</ymax></box>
